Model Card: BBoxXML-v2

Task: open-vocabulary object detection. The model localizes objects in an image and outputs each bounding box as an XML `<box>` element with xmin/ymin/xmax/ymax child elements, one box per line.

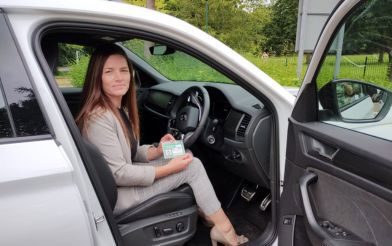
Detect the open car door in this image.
<box><xmin>279</xmin><ymin>1</ymin><xmax>392</xmax><ymax>245</ymax></box>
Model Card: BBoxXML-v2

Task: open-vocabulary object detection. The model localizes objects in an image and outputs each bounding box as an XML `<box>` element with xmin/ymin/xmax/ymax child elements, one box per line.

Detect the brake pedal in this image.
<box><xmin>259</xmin><ymin>193</ymin><xmax>271</xmax><ymax>211</ymax></box>
<box><xmin>241</xmin><ymin>185</ymin><xmax>258</xmax><ymax>202</ymax></box>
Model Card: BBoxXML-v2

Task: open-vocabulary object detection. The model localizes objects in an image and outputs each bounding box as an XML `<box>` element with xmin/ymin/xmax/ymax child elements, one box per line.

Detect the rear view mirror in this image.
<box><xmin>318</xmin><ymin>80</ymin><xmax>391</xmax><ymax>121</ymax></box>
<box><xmin>149</xmin><ymin>44</ymin><xmax>175</xmax><ymax>56</ymax></box>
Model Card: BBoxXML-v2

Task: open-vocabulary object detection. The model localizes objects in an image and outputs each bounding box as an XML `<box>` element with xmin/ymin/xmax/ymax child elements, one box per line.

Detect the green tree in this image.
<box><xmin>58</xmin><ymin>43</ymin><xmax>85</xmax><ymax>67</ymax></box>
<box><xmin>264</xmin><ymin>0</ymin><xmax>298</xmax><ymax>55</ymax></box>
<box><xmin>343</xmin><ymin>0</ymin><xmax>392</xmax><ymax>81</ymax></box>
<box><xmin>121</xmin><ymin>0</ymin><xmax>271</xmax><ymax>55</ymax></box>
<box><xmin>164</xmin><ymin>0</ymin><xmax>205</xmax><ymax>28</ymax></box>
<box><xmin>246</xmin><ymin>5</ymin><xmax>272</xmax><ymax>55</ymax></box>
<box><xmin>123</xmin><ymin>0</ymin><xmax>166</xmax><ymax>11</ymax></box>
<box><xmin>164</xmin><ymin>0</ymin><xmax>270</xmax><ymax>54</ymax></box>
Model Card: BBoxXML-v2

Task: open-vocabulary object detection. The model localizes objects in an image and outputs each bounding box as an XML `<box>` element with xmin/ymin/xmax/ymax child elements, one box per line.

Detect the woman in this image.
<box><xmin>76</xmin><ymin>44</ymin><xmax>247</xmax><ymax>246</ymax></box>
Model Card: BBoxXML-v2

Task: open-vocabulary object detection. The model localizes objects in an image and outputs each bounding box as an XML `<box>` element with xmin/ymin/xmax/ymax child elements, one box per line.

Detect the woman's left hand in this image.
<box><xmin>156</xmin><ymin>133</ymin><xmax>176</xmax><ymax>156</ymax></box>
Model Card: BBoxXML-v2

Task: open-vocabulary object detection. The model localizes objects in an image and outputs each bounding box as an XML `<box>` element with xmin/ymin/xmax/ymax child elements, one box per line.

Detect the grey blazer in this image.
<box><xmin>84</xmin><ymin>108</ymin><xmax>156</xmax><ymax>214</ymax></box>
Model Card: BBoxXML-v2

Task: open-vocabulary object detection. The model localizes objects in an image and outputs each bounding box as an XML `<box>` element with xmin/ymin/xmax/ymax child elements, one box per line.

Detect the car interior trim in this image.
<box><xmin>289</xmin><ymin>118</ymin><xmax>392</xmax><ymax>203</ymax></box>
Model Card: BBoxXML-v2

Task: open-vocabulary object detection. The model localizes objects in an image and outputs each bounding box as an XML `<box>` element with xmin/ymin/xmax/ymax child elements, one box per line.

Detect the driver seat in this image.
<box><xmin>83</xmin><ymin>139</ymin><xmax>198</xmax><ymax>246</ymax></box>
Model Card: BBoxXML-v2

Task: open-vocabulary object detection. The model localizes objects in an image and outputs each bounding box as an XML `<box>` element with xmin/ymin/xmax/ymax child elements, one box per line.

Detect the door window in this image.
<box><xmin>122</xmin><ymin>39</ymin><xmax>233</xmax><ymax>83</ymax></box>
<box><xmin>0</xmin><ymin>83</ymin><xmax>12</xmax><ymax>138</ymax></box>
<box><xmin>0</xmin><ymin>13</ymin><xmax>50</xmax><ymax>138</ymax></box>
<box><xmin>55</xmin><ymin>43</ymin><xmax>91</xmax><ymax>88</ymax></box>
<box><xmin>54</xmin><ymin>39</ymin><xmax>233</xmax><ymax>88</ymax></box>
<box><xmin>316</xmin><ymin>0</ymin><xmax>392</xmax><ymax>140</ymax></box>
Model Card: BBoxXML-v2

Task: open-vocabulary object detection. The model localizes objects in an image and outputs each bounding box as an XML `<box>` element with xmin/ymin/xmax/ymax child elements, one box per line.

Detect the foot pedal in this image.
<box><xmin>241</xmin><ymin>185</ymin><xmax>258</xmax><ymax>202</ymax></box>
<box><xmin>259</xmin><ymin>193</ymin><xmax>271</xmax><ymax>211</ymax></box>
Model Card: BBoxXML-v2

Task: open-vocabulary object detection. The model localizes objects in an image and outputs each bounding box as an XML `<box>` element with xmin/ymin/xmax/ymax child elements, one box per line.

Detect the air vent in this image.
<box><xmin>236</xmin><ymin>114</ymin><xmax>251</xmax><ymax>139</ymax></box>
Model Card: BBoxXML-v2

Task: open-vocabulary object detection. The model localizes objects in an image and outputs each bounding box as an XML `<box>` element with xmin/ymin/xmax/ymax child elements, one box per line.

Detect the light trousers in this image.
<box><xmin>118</xmin><ymin>156</ymin><xmax>221</xmax><ymax>216</ymax></box>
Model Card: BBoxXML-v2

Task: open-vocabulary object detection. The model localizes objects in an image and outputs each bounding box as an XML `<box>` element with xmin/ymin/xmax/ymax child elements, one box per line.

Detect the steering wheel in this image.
<box><xmin>167</xmin><ymin>86</ymin><xmax>210</xmax><ymax>148</ymax></box>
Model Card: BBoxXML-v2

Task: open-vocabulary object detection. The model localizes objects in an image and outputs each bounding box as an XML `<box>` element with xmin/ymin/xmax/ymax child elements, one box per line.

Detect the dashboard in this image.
<box><xmin>143</xmin><ymin>82</ymin><xmax>272</xmax><ymax>188</ymax></box>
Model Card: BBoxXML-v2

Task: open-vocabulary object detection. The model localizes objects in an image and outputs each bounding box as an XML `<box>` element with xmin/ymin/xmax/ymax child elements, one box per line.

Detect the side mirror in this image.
<box><xmin>318</xmin><ymin>80</ymin><xmax>390</xmax><ymax>121</ymax></box>
<box><xmin>149</xmin><ymin>44</ymin><xmax>175</xmax><ymax>56</ymax></box>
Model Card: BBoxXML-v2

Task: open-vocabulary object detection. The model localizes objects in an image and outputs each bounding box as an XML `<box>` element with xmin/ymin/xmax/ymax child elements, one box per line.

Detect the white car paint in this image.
<box><xmin>283</xmin><ymin>86</ymin><xmax>300</xmax><ymax>96</ymax></box>
<box><xmin>0</xmin><ymin>140</ymin><xmax>93</xmax><ymax>246</ymax></box>
<box><xmin>0</xmin><ymin>0</ymin><xmax>366</xmax><ymax>245</ymax></box>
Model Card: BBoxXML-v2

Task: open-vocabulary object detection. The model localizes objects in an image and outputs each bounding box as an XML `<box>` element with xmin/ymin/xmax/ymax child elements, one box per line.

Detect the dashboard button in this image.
<box><xmin>207</xmin><ymin>135</ymin><xmax>216</xmax><ymax>144</ymax></box>
<box><xmin>153</xmin><ymin>226</ymin><xmax>161</xmax><ymax>237</ymax></box>
<box><xmin>163</xmin><ymin>227</ymin><xmax>173</xmax><ymax>235</ymax></box>
<box><xmin>176</xmin><ymin>222</ymin><xmax>185</xmax><ymax>232</ymax></box>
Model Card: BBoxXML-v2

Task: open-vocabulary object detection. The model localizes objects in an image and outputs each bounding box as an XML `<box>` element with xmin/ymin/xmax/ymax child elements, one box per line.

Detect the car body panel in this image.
<box><xmin>0</xmin><ymin>139</ymin><xmax>93</xmax><ymax>246</ymax></box>
<box><xmin>0</xmin><ymin>6</ymin><xmax>116</xmax><ymax>246</ymax></box>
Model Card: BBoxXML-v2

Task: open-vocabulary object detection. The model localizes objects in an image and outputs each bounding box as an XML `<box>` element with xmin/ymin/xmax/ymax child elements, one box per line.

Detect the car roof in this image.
<box><xmin>0</xmin><ymin>0</ymin><xmax>217</xmax><ymax>52</ymax></box>
<box><xmin>1</xmin><ymin>0</ymin><xmax>144</xmax><ymax>14</ymax></box>
<box><xmin>0</xmin><ymin>0</ymin><xmax>183</xmax><ymax>27</ymax></box>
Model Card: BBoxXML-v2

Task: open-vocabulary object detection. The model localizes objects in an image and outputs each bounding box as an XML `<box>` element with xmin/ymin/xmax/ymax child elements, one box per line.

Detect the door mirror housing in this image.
<box><xmin>318</xmin><ymin>80</ymin><xmax>391</xmax><ymax>122</ymax></box>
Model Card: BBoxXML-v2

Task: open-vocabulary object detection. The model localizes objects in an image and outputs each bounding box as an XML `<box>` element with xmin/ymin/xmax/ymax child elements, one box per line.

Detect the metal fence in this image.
<box><xmin>260</xmin><ymin>54</ymin><xmax>391</xmax><ymax>82</ymax></box>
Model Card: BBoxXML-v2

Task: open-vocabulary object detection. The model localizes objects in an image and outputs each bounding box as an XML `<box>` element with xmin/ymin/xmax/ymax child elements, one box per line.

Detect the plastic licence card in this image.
<box><xmin>162</xmin><ymin>140</ymin><xmax>186</xmax><ymax>159</ymax></box>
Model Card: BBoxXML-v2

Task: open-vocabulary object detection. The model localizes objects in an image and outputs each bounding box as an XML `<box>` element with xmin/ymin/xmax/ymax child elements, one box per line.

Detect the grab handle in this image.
<box><xmin>299</xmin><ymin>172</ymin><xmax>331</xmax><ymax>240</ymax></box>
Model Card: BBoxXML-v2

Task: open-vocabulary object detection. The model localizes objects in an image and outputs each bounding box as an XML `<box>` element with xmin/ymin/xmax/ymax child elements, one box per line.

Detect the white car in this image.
<box><xmin>0</xmin><ymin>0</ymin><xmax>391</xmax><ymax>246</ymax></box>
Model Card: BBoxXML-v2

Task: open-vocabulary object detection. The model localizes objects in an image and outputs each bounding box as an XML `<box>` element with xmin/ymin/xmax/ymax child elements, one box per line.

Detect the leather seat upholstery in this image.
<box><xmin>82</xmin><ymin>139</ymin><xmax>198</xmax><ymax>245</ymax></box>
<box><xmin>116</xmin><ymin>190</ymin><xmax>195</xmax><ymax>224</ymax></box>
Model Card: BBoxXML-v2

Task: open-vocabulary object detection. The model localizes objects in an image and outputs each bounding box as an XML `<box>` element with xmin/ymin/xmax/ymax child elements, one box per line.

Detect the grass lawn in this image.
<box><xmin>244</xmin><ymin>53</ymin><xmax>392</xmax><ymax>91</ymax></box>
<box><xmin>243</xmin><ymin>54</ymin><xmax>305</xmax><ymax>87</ymax></box>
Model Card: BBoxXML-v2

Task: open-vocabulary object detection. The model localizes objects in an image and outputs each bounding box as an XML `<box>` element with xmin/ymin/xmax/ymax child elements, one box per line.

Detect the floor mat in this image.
<box><xmin>185</xmin><ymin>195</ymin><xmax>271</xmax><ymax>245</ymax></box>
<box><xmin>185</xmin><ymin>220</ymin><xmax>212</xmax><ymax>246</ymax></box>
<box><xmin>226</xmin><ymin>195</ymin><xmax>271</xmax><ymax>241</ymax></box>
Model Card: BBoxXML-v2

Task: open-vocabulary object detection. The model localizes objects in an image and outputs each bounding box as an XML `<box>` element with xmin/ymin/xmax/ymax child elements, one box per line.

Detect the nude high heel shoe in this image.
<box><xmin>210</xmin><ymin>225</ymin><xmax>249</xmax><ymax>246</ymax></box>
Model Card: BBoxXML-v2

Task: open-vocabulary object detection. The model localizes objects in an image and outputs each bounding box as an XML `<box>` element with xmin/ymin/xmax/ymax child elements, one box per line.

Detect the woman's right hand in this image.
<box><xmin>167</xmin><ymin>153</ymin><xmax>193</xmax><ymax>173</ymax></box>
<box><xmin>154</xmin><ymin>153</ymin><xmax>193</xmax><ymax>180</ymax></box>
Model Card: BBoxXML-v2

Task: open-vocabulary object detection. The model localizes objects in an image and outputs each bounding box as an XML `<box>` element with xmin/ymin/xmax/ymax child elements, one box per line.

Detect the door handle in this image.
<box><xmin>310</xmin><ymin>138</ymin><xmax>338</xmax><ymax>160</ymax></box>
<box><xmin>314</xmin><ymin>148</ymin><xmax>337</xmax><ymax>160</ymax></box>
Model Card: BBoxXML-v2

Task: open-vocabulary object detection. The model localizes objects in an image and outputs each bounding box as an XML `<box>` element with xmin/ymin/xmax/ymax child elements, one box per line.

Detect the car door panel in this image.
<box><xmin>280</xmin><ymin>118</ymin><xmax>392</xmax><ymax>246</ymax></box>
<box><xmin>0</xmin><ymin>10</ymin><xmax>116</xmax><ymax>245</ymax></box>
<box><xmin>288</xmin><ymin>119</ymin><xmax>392</xmax><ymax>193</ymax></box>
<box><xmin>308</xmin><ymin>168</ymin><xmax>392</xmax><ymax>245</ymax></box>
<box><xmin>280</xmin><ymin>0</ymin><xmax>392</xmax><ymax>243</ymax></box>
<box><xmin>0</xmin><ymin>140</ymin><xmax>94</xmax><ymax>246</ymax></box>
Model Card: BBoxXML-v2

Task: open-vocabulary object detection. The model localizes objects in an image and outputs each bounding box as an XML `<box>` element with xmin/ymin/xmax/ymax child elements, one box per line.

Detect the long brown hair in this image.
<box><xmin>75</xmin><ymin>44</ymin><xmax>140</xmax><ymax>143</ymax></box>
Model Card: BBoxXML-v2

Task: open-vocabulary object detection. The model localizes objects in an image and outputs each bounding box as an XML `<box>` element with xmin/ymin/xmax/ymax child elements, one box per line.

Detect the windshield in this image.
<box><xmin>122</xmin><ymin>39</ymin><xmax>233</xmax><ymax>83</ymax></box>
